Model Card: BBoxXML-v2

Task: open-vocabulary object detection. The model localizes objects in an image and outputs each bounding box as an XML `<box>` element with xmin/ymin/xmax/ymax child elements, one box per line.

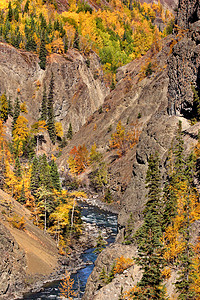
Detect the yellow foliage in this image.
<box><xmin>51</xmin><ymin>38</ymin><xmax>64</xmax><ymax>54</ymax></box>
<box><xmin>163</xmin><ymin>180</ymin><xmax>200</xmax><ymax>264</ymax></box>
<box><xmin>20</xmin><ymin>102</ymin><xmax>28</xmax><ymax>113</ymax></box>
<box><xmin>55</xmin><ymin>122</ymin><xmax>64</xmax><ymax>138</ymax></box>
<box><xmin>161</xmin><ymin>267</ymin><xmax>171</xmax><ymax>280</ymax></box>
<box><xmin>59</xmin><ymin>270</ymin><xmax>77</xmax><ymax>299</ymax></box>
<box><xmin>8</xmin><ymin>214</ymin><xmax>26</xmax><ymax>230</ymax></box>
<box><xmin>113</xmin><ymin>256</ymin><xmax>133</xmax><ymax>275</ymax></box>
<box><xmin>109</xmin><ymin>121</ymin><xmax>140</xmax><ymax>157</ymax></box>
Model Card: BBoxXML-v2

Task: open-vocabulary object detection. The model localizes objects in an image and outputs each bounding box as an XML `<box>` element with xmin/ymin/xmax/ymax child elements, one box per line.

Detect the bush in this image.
<box><xmin>8</xmin><ymin>214</ymin><xmax>26</xmax><ymax>230</ymax></box>
<box><xmin>113</xmin><ymin>256</ymin><xmax>133</xmax><ymax>274</ymax></box>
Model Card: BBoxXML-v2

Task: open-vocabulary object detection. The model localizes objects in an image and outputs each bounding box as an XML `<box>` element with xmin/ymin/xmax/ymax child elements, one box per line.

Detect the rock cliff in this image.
<box><xmin>168</xmin><ymin>0</ymin><xmax>200</xmax><ymax>115</ymax></box>
<box><xmin>0</xmin><ymin>43</ymin><xmax>108</xmax><ymax>133</ymax></box>
<box><xmin>0</xmin><ymin>222</ymin><xmax>26</xmax><ymax>300</ymax></box>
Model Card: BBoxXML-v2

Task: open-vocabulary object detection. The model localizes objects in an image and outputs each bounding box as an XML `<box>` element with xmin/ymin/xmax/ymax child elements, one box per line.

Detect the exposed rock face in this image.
<box><xmin>168</xmin><ymin>0</ymin><xmax>200</xmax><ymax>116</ymax></box>
<box><xmin>140</xmin><ymin>0</ymin><xmax>178</xmax><ymax>12</ymax></box>
<box><xmin>0</xmin><ymin>43</ymin><xmax>108</xmax><ymax>133</ymax></box>
<box><xmin>0</xmin><ymin>222</ymin><xmax>26</xmax><ymax>300</ymax></box>
<box><xmin>176</xmin><ymin>0</ymin><xmax>200</xmax><ymax>29</ymax></box>
<box><xmin>83</xmin><ymin>243</ymin><xmax>139</xmax><ymax>300</ymax></box>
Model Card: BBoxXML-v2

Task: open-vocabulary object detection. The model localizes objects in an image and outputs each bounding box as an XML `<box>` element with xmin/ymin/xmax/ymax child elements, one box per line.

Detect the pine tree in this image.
<box><xmin>0</xmin><ymin>144</ymin><xmax>6</xmax><ymax>189</ymax></box>
<box><xmin>39</xmin><ymin>34</ymin><xmax>47</xmax><ymax>70</ymax></box>
<box><xmin>174</xmin><ymin>121</ymin><xmax>185</xmax><ymax>182</ymax></box>
<box><xmin>0</xmin><ymin>93</ymin><xmax>8</xmax><ymax>122</ymax></box>
<box><xmin>175</xmin><ymin>154</ymin><xmax>198</xmax><ymax>300</ymax></box>
<box><xmin>73</xmin><ymin>29</ymin><xmax>80</xmax><ymax>50</ymax></box>
<box><xmin>47</xmin><ymin>74</ymin><xmax>56</xmax><ymax>144</ymax></box>
<box><xmin>124</xmin><ymin>213</ymin><xmax>135</xmax><ymax>244</ymax></box>
<box><xmin>162</xmin><ymin>122</ymin><xmax>186</xmax><ymax>230</ymax></box>
<box><xmin>30</xmin><ymin>156</ymin><xmax>40</xmax><ymax>196</ymax></box>
<box><xmin>7</xmin><ymin>97</ymin><xmax>13</xmax><ymax>117</ymax></box>
<box><xmin>14</xmin><ymin>157</ymin><xmax>22</xmax><ymax>179</ymax></box>
<box><xmin>94</xmin><ymin>231</ymin><xmax>106</xmax><ymax>253</ymax></box>
<box><xmin>191</xmin><ymin>85</ymin><xmax>200</xmax><ymax>120</ymax></box>
<box><xmin>12</xmin><ymin>97</ymin><xmax>20</xmax><ymax>129</ymax></box>
<box><xmin>133</xmin><ymin>153</ymin><xmax>166</xmax><ymax>299</ymax></box>
<box><xmin>39</xmin><ymin>154</ymin><xmax>52</xmax><ymax>190</ymax></box>
<box><xmin>50</xmin><ymin>159</ymin><xmax>61</xmax><ymax>191</ymax></box>
<box><xmin>67</xmin><ymin>122</ymin><xmax>73</xmax><ymax>139</ymax></box>
<box><xmin>19</xmin><ymin>181</ymin><xmax>26</xmax><ymax>203</ymax></box>
<box><xmin>7</xmin><ymin>2</ymin><xmax>13</xmax><ymax>22</ymax></box>
<box><xmin>175</xmin><ymin>186</ymin><xmax>196</xmax><ymax>299</ymax></box>
<box><xmin>24</xmin><ymin>0</ymin><xmax>30</xmax><ymax>14</ymax></box>
<box><xmin>41</xmin><ymin>85</ymin><xmax>47</xmax><ymax>121</ymax></box>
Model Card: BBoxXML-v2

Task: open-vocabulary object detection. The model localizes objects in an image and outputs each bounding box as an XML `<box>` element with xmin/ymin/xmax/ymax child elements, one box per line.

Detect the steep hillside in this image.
<box><xmin>0</xmin><ymin>189</ymin><xmax>60</xmax><ymax>299</ymax></box>
<box><xmin>58</xmin><ymin>35</ymin><xmax>175</xmax><ymax>208</ymax></box>
<box><xmin>0</xmin><ymin>43</ymin><xmax>108</xmax><ymax>134</ymax></box>
<box><xmin>81</xmin><ymin>1</ymin><xmax>200</xmax><ymax>299</ymax></box>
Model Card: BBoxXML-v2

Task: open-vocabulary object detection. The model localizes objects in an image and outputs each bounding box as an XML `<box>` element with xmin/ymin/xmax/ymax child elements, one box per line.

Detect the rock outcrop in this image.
<box><xmin>168</xmin><ymin>0</ymin><xmax>200</xmax><ymax>116</ymax></box>
<box><xmin>0</xmin><ymin>222</ymin><xmax>26</xmax><ymax>300</ymax></box>
<box><xmin>0</xmin><ymin>43</ymin><xmax>108</xmax><ymax>133</ymax></box>
<box><xmin>176</xmin><ymin>0</ymin><xmax>200</xmax><ymax>29</ymax></box>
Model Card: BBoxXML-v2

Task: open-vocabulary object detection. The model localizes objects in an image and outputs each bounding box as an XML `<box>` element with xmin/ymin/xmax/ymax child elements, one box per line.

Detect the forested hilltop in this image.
<box><xmin>0</xmin><ymin>0</ymin><xmax>174</xmax><ymax>83</ymax></box>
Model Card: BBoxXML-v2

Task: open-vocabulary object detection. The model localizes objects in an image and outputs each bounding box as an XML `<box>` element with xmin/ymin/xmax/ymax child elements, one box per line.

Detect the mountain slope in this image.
<box><xmin>0</xmin><ymin>189</ymin><xmax>59</xmax><ymax>299</ymax></box>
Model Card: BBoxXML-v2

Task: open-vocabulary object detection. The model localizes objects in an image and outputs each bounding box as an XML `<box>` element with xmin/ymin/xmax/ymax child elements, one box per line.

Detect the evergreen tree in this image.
<box><xmin>173</xmin><ymin>121</ymin><xmax>185</xmax><ymax>182</ymax></box>
<box><xmin>175</xmin><ymin>186</ymin><xmax>196</xmax><ymax>300</ymax></box>
<box><xmin>175</xmin><ymin>154</ymin><xmax>198</xmax><ymax>300</ymax></box>
<box><xmin>39</xmin><ymin>34</ymin><xmax>47</xmax><ymax>70</ymax></box>
<box><xmin>24</xmin><ymin>0</ymin><xmax>30</xmax><ymax>14</ymax></box>
<box><xmin>191</xmin><ymin>85</ymin><xmax>200</xmax><ymax>120</ymax></box>
<box><xmin>162</xmin><ymin>122</ymin><xmax>186</xmax><ymax>230</ymax></box>
<box><xmin>14</xmin><ymin>6</ymin><xmax>19</xmax><ymax>22</ymax></box>
<box><xmin>19</xmin><ymin>181</ymin><xmax>26</xmax><ymax>203</ymax></box>
<box><xmin>50</xmin><ymin>159</ymin><xmax>61</xmax><ymax>191</ymax></box>
<box><xmin>67</xmin><ymin>122</ymin><xmax>73</xmax><ymax>139</ymax></box>
<box><xmin>47</xmin><ymin>73</ymin><xmax>56</xmax><ymax>144</ymax></box>
<box><xmin>7</xmin><ymin>97</ymin><xmax>13</xmax><ymax>117</ymax></box>
<box><xmin>0</xmin><ymin>93</ymin><xmax>8</xmax><ymax>122</ymax></box>
<box><xmin>133</xmin><ymin>153</ymin><xmax>166</xmax><ymax>299</ymax></box>
<box><xmin>0</xmin><ymin>144</ymin><xmax>6</xmax><ymax>189</ymax></box>
<box><xmin>124</xmin><ymin>213</ymin><xmax>135</xmax><ymax>245</ymax></box>
<box><xmin>30</xmin><ymin>156</ymin><xmax>40</xmax><ymax>196</ymax></box>
<box><xmin>14</xmin><ymin>157</ymin><xmax>22</xmax><ymax>179</ymax></box>
<box><xmin>7</xmin><ymin>2</ymin><xmax>13</xmax><ymax>22</ymax></box>
<box><xmin>39</xmin><ymin>154</ymin><xmax>52</xmax><ymax>189</ymax></box>
<box><xmin>12</xmin><ymin>97</ymin><xmax>20</xmax><ymax>128</ymax></box>
<box><xmin>73</xmin><ymin>29</ymin><xmax>80</xmax><ymax>50</ymax></box>
<box><xmin>41</xmin><ymin>85</ymin><xmax>47</xmax><ymax>121</ymax></box>
<box><xmin>94</xmin><ymin>231</ymin><xmax>106</xmax><ymax>253</ymax></box>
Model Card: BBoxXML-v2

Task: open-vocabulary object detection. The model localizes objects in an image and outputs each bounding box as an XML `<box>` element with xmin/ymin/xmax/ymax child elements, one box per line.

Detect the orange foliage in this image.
<box><xmin>113</xmin><ymin>256</ymin><xmax>133</xmax><ymax>275</ymax></box>
<box><xmin>163</xmin><ymin>181</ymin><xmax>200</xmax><ymax>264</ymax></box>
<box><xmin>59</xmin><ymin>270</ymin><xmax>77</xmax><ymax>299</ymax></box>
<box><xmin>109</xmin><ymin>121</ymin><xmax>140</xmax><ymax>157</ymax></box>
<box><xmin>191</xmin><ymin>238</ymin><xmax>200</xmax><ymax>296</ymax></box>
<box><xmin>67</xmin><ymin>144</ymin><xmax>89</xmax><ymax>175</ymax></box>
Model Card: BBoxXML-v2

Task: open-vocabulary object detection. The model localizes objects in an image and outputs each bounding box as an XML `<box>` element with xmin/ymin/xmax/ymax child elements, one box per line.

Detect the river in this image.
<box><xmin>22</xmin><ymin>203</ymin><xmax>118</xmax><ymax>300</ymax></box>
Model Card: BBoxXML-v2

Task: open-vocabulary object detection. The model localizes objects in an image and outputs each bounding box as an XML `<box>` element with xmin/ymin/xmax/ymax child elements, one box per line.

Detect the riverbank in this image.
<box><xmin>78</xmin><ymin>195</ymin><xmax>120</xmax><ymax>215</ymax></box>
<box><xmin>19</xmin><ymin>203</ymin><xmax>118</xmax><ymax>300</ymax></box>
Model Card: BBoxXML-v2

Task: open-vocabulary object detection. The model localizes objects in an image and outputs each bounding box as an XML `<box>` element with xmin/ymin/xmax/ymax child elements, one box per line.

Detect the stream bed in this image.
<box><xmin>22</xmin><ymin>203</ymin><xmax>118</xmax><ymax>299</ymax></box>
